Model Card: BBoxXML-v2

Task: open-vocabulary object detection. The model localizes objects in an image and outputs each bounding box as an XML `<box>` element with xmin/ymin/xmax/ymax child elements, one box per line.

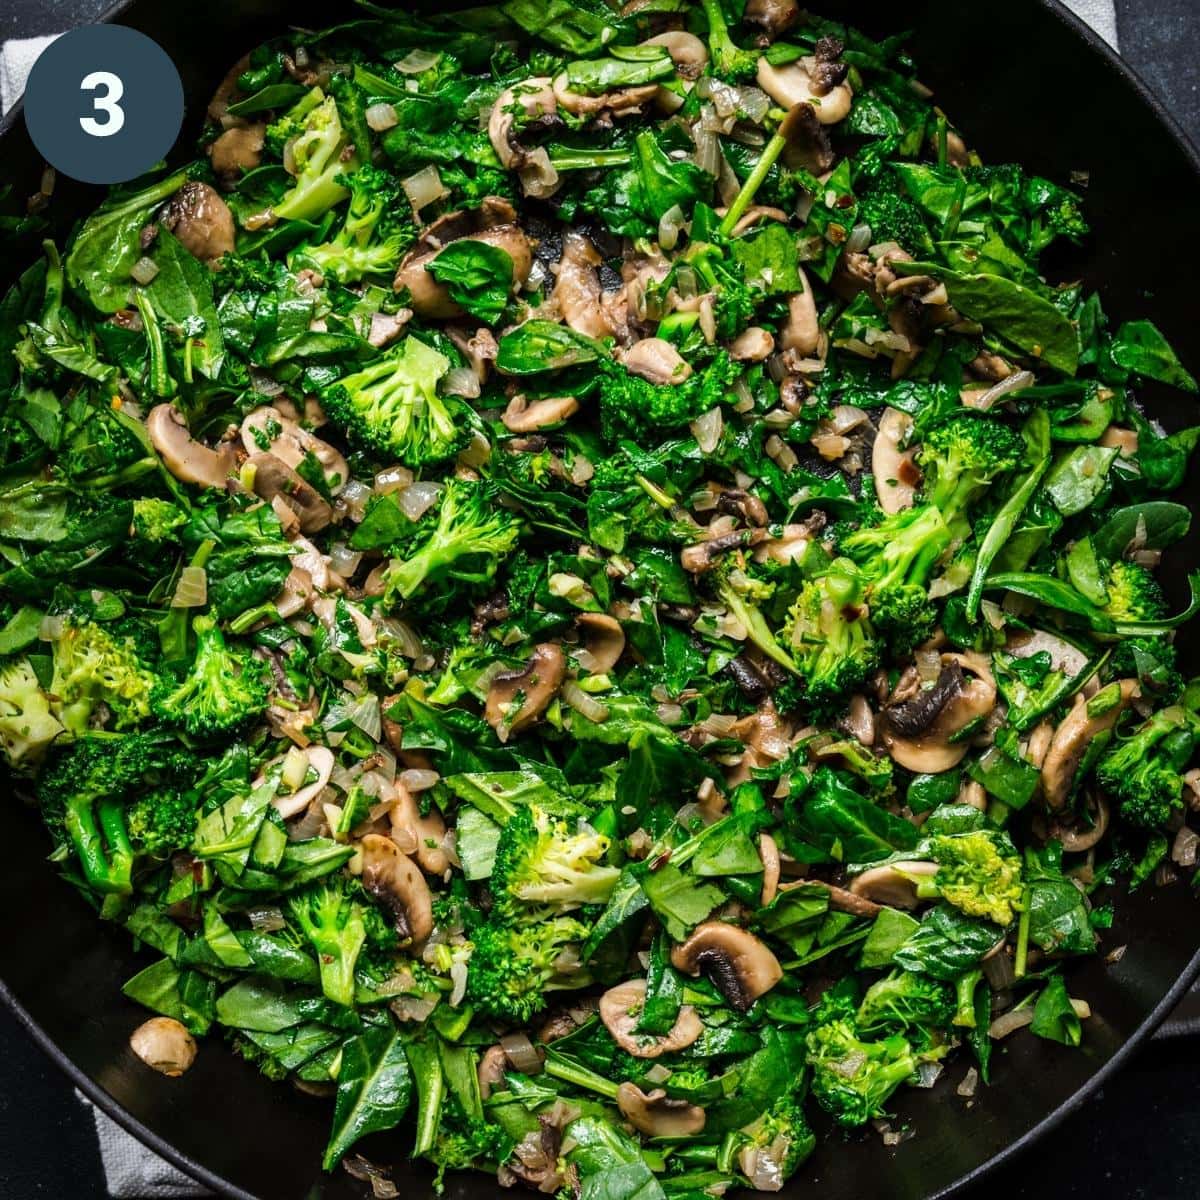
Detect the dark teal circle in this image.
<box><xmin>23</xmin><ymin>25</ymin><xmax>184</xmax><ymax>186</ymax></box>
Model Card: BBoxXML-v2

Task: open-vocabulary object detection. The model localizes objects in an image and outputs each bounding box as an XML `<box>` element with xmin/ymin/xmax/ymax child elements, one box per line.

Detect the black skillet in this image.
<box><xmin>2</xmin><ymin>1</ymin><xmax>1199</xmax><ymax>1197</ymax></box>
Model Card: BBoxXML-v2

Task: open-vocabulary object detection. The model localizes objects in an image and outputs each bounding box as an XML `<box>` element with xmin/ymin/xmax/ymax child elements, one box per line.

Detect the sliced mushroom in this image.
<box><xmin>389</xmin><ymin>781</ymin><xmax>450</xmax><ymax>876</ymax></box>
<box><xmin>1043</xmin><ymin>791</ymin><xmax>1112</xmax><ymax>853</ymax></box>
<box><xmin>778</xmin><ymin>101</ymin><xmax>834</xmax><ymax>175</ymax></box>
<box><xmin>759</xmin><ymin>833</ymin><xmax>781</xmax><ymax>906</ymax></box>
<box><xmin>552</xmin><ymin>73</ymin><xmax>658</xmax><ymax>117</ymax></box>
<box><xmin>209</xmin><ymin>124</ymin><xmax>265</xmax><ymax>181</ymax></box>
<box><xmin>680</xmin><ymin>527</ymin><xmax>764</xmax><ymax>573</ymax></box>
<box><xmin>778</xmin><ymin>271</ymin><xmax>819</xmax><ymax>356</ymax></box>
<box><xmin>849</xmin><ymin>861</ymin><xmax>939</xmax><ymax>908</ymax></box>
<box><xmin>160</xmin><ymin>181</ymin><xmax>236</xmax><ymax>262</ymax></box>
<box><xmin>621</xmin><ymin>337</ymin><xmax>692</xmax><ymax>385</ymax></box>
<box><xmin>872</xmin><ymin>407</ymin><xmax>918</xmax><ymax>515</ymax></box>
<box><xmin>599</xmin><ymin>978</ymin><xmax>703</xmax><ymax>1057</ymax></box>
<box><xmin>271</xmin><ymin>745</ymin><xmax>335</xmax><ymax>819</ymax></box>
<box><xmin>804</xmin><ymin>879</ymin><xmax>882</xmax><ymax>919</ymax></box>
<box><xmin>617</xmin><ymin>1084</ymin><xmax>707</xmax><ymax>1137</ymax></box>
<box><xmin>146</xmin><ymin>404</ymin><xmax>235</xmax><ymax>490</ymax></box>
<box><xmin>729</xmin><ymin>326</ymin><xmax>775</xmax><ymax>362</ymax></box>
<box><xmin>1041</xmin><ymin>680</ymin><xmax>1139</xmax><ymax>811</ymax></box>
<box><xmin>502</xmin><ymin>394</ymin><xmax>579</xmax><ymax>433</ymax></box>
<box><xmin>642</xmin><ymin>32</ymin><xmax>709</xmax><ymax>80</ymax></box>
<box><xmin>129</xmin><ymin>1017</ymin><xmax>197</xmax><ymax>1077</ymax></box>
<box><xmin>756</xmin><ymin>59</ymin><xmax>852</xmax><ymax>124</ymax></box>
<box><xmin>576</xmin><ymin>613</ymin><xmax>625</xmax><ymax>675</ymax></box>
<box><xmin>1005</xmin><ymin>628</ymin><xmax>1090</xmax><ymax>681</ymax></box>
<box><xmin>274</xmin><ymin>565</ymin><xmax>315</xmax><ymax>618</ymax></box>
<box><xmin>484</xmin><ymin>643</ymin><xmax>566</xmax><ymax>741</ymax></box>
<box><xmin>360</xmin><ymin>832</ymin><xmax>434</xmax><ymax>943</ymax></box>
<box><xmin>242</xmin><ymin>406</ymin><xmax>348</xmax><ymax>495</ymax></box>
<box><xmin>478</xmin><ymin>1044</ymin><xmax>508</xmax><ymax>1101</ymax></box>
<box><xmin>554</xmin><ymin>231</ymin><xmax>619</xmax><ymax>339</ymax></box>
<box><xmin>670</xmin><ymin>922</ymin><xmax>782</xmax><ymax>1012</ymax></box>
<box><xmin>882</xmin><ymin>653</ymin><xmax>997</xmax><ymax>773</ymax></box>
<box><xmin>246</xmin><ymin>452</ymin><xmax>333</xmax><ymax>534</ymax></box>
<box><xmin>488</xmin><ymin>78</ymin><xmax>558</xmax><ymax>170</ymax></box>
<box><xmin>368</xmin><ymin>309</ymin><xmax>412</xmax><ymax>349</ymax></box>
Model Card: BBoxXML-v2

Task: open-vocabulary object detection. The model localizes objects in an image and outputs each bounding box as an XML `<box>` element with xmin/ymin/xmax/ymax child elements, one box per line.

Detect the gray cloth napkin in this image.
<box><xmin>0</xmin><ymin>1</ymin><xmax>1152</xmax><ymax>1196</ymax></box>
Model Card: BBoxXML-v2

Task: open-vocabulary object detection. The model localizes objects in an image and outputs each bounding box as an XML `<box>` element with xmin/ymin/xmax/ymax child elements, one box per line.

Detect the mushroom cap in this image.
<box><xmin>670</xmin><ymin>922</ymin><xmax>782</xmax><ymax>1012</ymax></box>
<box><xmin>778</xmin><ymin>274</ymin><xmax>820</xmax><ymax>356</ymax></box>
<box><xmin>621</xmin><ymin>337</ymin><xmax>692</xmax><ymax>386</ymax></box>
<box><xmin>755</xmin><ymin>59</ymin><xmax>852</xmax><ymax>123</ymax></box>
<box><xmin>641</xmin><ymin>31</ymin><xmax>708</xmax><ymax>79</ymax></box>
<box><xmin>360</xmin><ymin>833</ymin><xmax>434</xmax><ymax>943</ymax></box>
<box><xmin>146</xmin><ymin>404</ymin><xmax>235</xmax><ymax>490</ymax></box>
<box><xmin>1041</xmin><ymin>680</ymin><xmax>1138</xmax><ymax>810</ymax></box>
<box><xmin>129</xmin><ymin>1017</ymin><xmax>197</xmax><ymax>1077</ymax></box>
<box><xmin>575</xmin><ymin>612</ymin><xmax>626</xmax><ymax>676</ymax></box>
<box><xmin>553</xmin><ymin>231</ymin><xmax>618</xmax><ymax>340</ymax></box>
<box><xmin>241</xmin><ymin>405</ymin><xmax>348</xmax><ymax>497</ymax></box>
<box><xmin>848</xmin><ymin>860</ymin><xmax>939</xmax><ymax>908</ymax></box>
<box><xmin>487</xmin><ymin>78</ymin><xmax>556</xmax><ymax>170</ymax></box>
<box><xmin>246</xmin><ymin>451</ymin><xmax>333</xmax><ymax>534</ymax></box>
<box><xmin>484</xmin><ymin>643</ymin><xmax>566</xmax><ymax>741</ymax></box>
<box><xmin>616</xmin><ymin>1083</ymin><xmax>707</xmax><ymax>1137</ymax></box>
<box><xmin>502</xmin><ymin>394</ymin><xmax>580</xmax><ymax>434</ymax></box>
<box><xmin>388</xmin><ymin>781</ymin><xmax>450</xmax><ymax>876</ymax></box>
<box><xmin>599</xmin><ymin>978</ymin><xmax>703</xmax><ymax>1058</ymax></box>
<box><xmin>872</xmin><ymin>407</ymin><xmax>918</xmax><ymax>515</ymax></box>
<box><xmin>161</xmin><ymin>180</ymin><xmax>236</xmax><ymax>262</ymax></box>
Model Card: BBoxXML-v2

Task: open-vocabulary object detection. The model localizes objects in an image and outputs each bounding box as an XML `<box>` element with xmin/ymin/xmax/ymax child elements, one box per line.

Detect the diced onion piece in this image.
<box><xmin>1173</xmin><ymin>825</ymin><xmax>1200</xmax><ymax>867</ymax></box>
<box><xmin>915</xmin><ymin>648</ymin><xmax>942</xmax><ymax>682</ymax></box>
<box><xmin>281</xmin><ymin>746</ymin><xmax>310</xmax><ymax>793</ymax></box>
<box><xmin>247</xmin><ymin>906</ymin><xmax>286</xmax><ymax>932</ymax></box>
<box><xmin>374</xmin><ymin>465</ymin><xmax>414</xmax><ymax>495</ymax></box>
<box><xmin>349</xmin><ymin>694</ymin><xmax>381</xmax><ymax>741</ymax></box>
<box><xmin>735</xmin><ymin>85</ymin><xmax>770</xmax><ymax>123</ymax></box>
<box><xmin>846</xmin><ymin>223</ymin><xmax>873</xmax><ymax>254</ymax></box>
<box><xmin>957</xmin><ymin>1067</ymin><xmax>979</xmax><ymax>1098</ymax></box>
<box><xmin>171</xmin><ymin>565</ymin><xmax>207</xmax><ymax>608</ymax></box>
<box><xmin>400</xmin><ymin>768</ymin><xmax>440</xmax><ymax>793</ymax></box>
<box><xmin>398</xmin><ymin>480</ymin><xmax>442</xmax><ymax>521</ymax></box>
<box><xmin>561</xmin><ymin>679</ymin><xmax>610</xmax><ymax>723</ymax></box>
<box><xmin>442</xmin><ymin>366</ymin><xmax>481</xmax><ymax>399</ymax></box>
<box><xmin>365</xmin><ymin>102</ymin><xmax>399</xmax><ymax>132</ymax></box>
<box><xmin>340</xmin><ymin>479</ymin><xmax>372</xmax><ymax>522</ymax></box>
<box><xmin>988</xmin><ymin>1006</ymin><xmax>1034</xmax><ymax>1039</ymax></box>
<box><xmin>658</xmin><ymin>203</ymin><xmax>685</xmax><ymax>251</ymax></box>
<box><xmin>402</xmin><ymin>165</ymin><xmax>447</xmax><ymax>213</ymax></box>
<box><xmin>501</xmin><ymin>1031</ymin><xmax>545</xmax><ymax>1074</ymax></box>
<box><xmin>130</xmin><ymin>256</ymin><xmax>160</xmax><ymax>284</ymax></box>
<box><xmin>395</xmin><ymin>48</ymin><xmax>442</xmax><ymax>74</ymax></box>
<box><xmin>329</xmin><ymin>543</ymin><xmax>363</xmax><ymax>578</ymax></box>
<box><xmin>38</xmin><ymin>614</ymin><xmax>64</xmax><ymax>642</ymax></box>
<box><xmin>690</xmin><ymin>406</ymin><xmax>724</xmax><ymax>454</ymax></box>
<box><xmin>964</xmin><ymin>370</ymin><xmax>1036</xmax><ymax>412</ymax></box>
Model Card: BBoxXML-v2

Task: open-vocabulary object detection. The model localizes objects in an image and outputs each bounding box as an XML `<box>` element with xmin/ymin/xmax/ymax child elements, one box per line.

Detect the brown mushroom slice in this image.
<box><xmin>246</xmin><ymin>452</ymin><xmax>333</xmax><ymax>534</ymax></box>
<box><xmin>849</xmin><ymin>861</ymin><xmax>938</xmax><ymax>909</ymax></box>
<box><xmin>146</xmin><ymin>404</ymin><xmax>235</xmax><ymax>490</ymax></box>
<box><xmin>778</xmin><ymin>271</ymin><xmax>820</xmax><ymax>356</ymax></box>
<box><xmin>360</xmin><ymin>833</ymin><xmax>434</xmax><ymax>943</ymax></box>
<box><xmin>502</xmin><ymin>395</ymin><xmax>579</xmax><ymax>433</ymax></box>
<box><xmin>777</xmin><ymin>101</ymin><xmax>835</xmax><ymax>175</ymax></box>
<box><xmin>478</xmin><ymin>1044</ymin><xmax>508</xmax><ymax>1101</ymax></box>
<box><xmin>759</xmin><ymin>834</ymin><xmax>781</xmax><ymax>906</ymax></box>
<box><xmin>554</xmin><ymin>232</ymin><xmax>618</xmax><ymax>339</ymax></box>
<box><xmin>209</xmin><ymin>124</ymin><xmax>265</xmax><ymax>180</ymax></box>
<box><xmin>872</xmin><ymin>407</ymin><xmax>918</xmax><ymax>515</ymax></box>
<box><xmin>241</xmin><ymin>406</ymin><xmax>348</xmax><ymax>496</ymax></box>
<box><xmin>803</xmin><ymin>879</ymin><xmax>881</xmax><ymax>919</ymax></box>
<box><xmin>274</xmin><ymin>566</ymin><xmax>315</xmax><ymax>618</ymax></box>
<box><xmin>617</xmin><ymin>1084</ymin><xmax>707</xmax><ymax>1137</ymax></box>
<box><xmin>1044</xmin><ymin>791</ymin><xmax>1111</xmax><ymax>853</ymax></box>
<box><xmin>160</xmin><ymin>181</ymin><xmax>236</xmax><ymax>262</ymax></box>
<box><xmin>484</xmin><ymin>643</ymin><xmax>566</xmax><ymax>742</ymax></box>
<box><xmin>551</xmin><ymin>73</ymin><xmax>658</xmax><ymax>117</ymax></box>
<box><xmin>488</xmin><ymin>78</ymin><xmax>557</xmax><ymax>170</ymax></box>
<box><xmin>642</xmin><ymin>32</ymin><xmax>709</xmax><ymax>80</ymax></box>
<box><xmin>129</xmin><ymin>1017</ymin><xmax>197</xmax><ymax>1077</ymax></box>
<box><xmin>622</xmin><ymin>337</ymin><xmax>692</xmax><ymax>385</ymax></box>
<box><xmin>1005</xmin><ymin>628</ymin><xmax>1090</xmax><ymax>681</ymax></box>
<box><xmin>271</xmin><ymin>745</ymin><xmax>335</xmax><ymax>819</ymax></box>
<box><xmin>670</xmin><ymin>922</ymin><xmax>782</xmax><ymax>1012</ymax></box>
<box><xmin>389</xmin><ymin>781</ymin><xmax>450</xmax><ymax>876</ymax></box>
<box><xmin>743</xmin><ymin>0</ymin><xmax>800</xmax><ymax>39</ymax></box>
<box><xmin>882</xmin><ymin>652</ymin><xmax>997</xmax><ymax>773</ymax></box>
<box><xmin>755</xmin><ymin>59</ymin><xmax>852</xmax><ymax>124</ymax></box>
<box><xmin>1041</xmin><ymin>680</ymin><xmax>1139</xmax><ymax>811</ymax></box>
<box><xmin>729</xmin><ymin>326</ymin><xmax>776</xmax><ymax>362</ymax></box>
<box><xmin>599</xmin><ymin>978</ymin><xmax>703</xmax><ymax>1058</ymax></box>
<box><xmin>575</xmin><ymin>613</ymin><xmax>625</xmax><ymax>675</ymax></box>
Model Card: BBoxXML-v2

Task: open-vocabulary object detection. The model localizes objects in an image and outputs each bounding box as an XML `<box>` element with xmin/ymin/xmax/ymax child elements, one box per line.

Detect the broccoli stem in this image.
<box><xmin>719</xmin><ymin>130</ymin><xmax>787</xmax><ymax>238</ymax></box>
<box><xmin>543</xmin><ymin>1050</ymin><xmax>620</xmax><ymax>1100</ymax></box>
<box><xmin>548</xmin><ymin>146</ymin><xmax>633</xmax><ymax>171</ymax></box>
<box><xmin>1014</xmin><ymin>884</ymin><xmax>1033</xmax><ymax>979</ymax></box>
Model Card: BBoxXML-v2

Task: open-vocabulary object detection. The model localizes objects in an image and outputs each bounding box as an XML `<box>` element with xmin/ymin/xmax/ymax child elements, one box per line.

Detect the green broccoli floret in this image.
<box><xmin>918</xmin><ymin>416</ymin><xmax>1024</xmax><ymax>522</ymax></box>
<box><xmin>1103</xmin><ymin>636</ymin><xmax>1182</xmax><ymax>700</ymax></box>
<box><xmin>806</xmin><ymin>1020</ymin><xmax>923</xmax><ymax>1128</ymax></box>
<box><xmin>840</xmin><ymin>504</ymin><xmax>953</xmax><ymax>653</ymax></box>
<box><xmin>716</xmin><ymin>562</ymin><xmax>801</xmax><ymax>679</ymax></box>
<box><xmin>131</xmin><ymin>498</ymin><xmax>187</xmax><ymax>544</ymax></box>
<box><xmin>490</xmin><ymin>805</ymin><xmax>620</xmax><ymax>923</ymax></box>
<box><xmin>257</xmin><ymin>89</ymin><xmax>356</xmax><ymax>224</ymax></box>
<box><xmin>293</xmin><ymin>165</ymin><xmax>414</xmax><ymax>283</ymax></box>
<box><xmin>856</xmin><ymin>971</ymin><xmax>955</xmax><ymax>1036</ymax></box>
<box><xmin>230</xmin><ymin>1034</ymin><xmax>291</xmax><ymax>1082</ymax></box>
<box><xmin>1103</xmin><ymin>561</ymin><xmax>1166</xmax><ymax>623</ymax></box>
<box><xmin>781</xmin><ymin>559</ymin><xmax>881</xmax><ymax>705</ymax></box>
<box><xmin>126</xmin><ymin>788</ymin><xmax>199</xmax><ymax>858</ymax></box>
<box><xmin>289</xmin><ymin>877</ymin><xmax>368</xmax><ymax>1008</ymax></box>
<box><xmin>0</xmin><ymin>656</ymin><xmax>64</xmax><ymax>769</ymax></box>
<box><xmin>381</xmin><ymin>480</ymin><xmax>521</xmax><ymax>602</ymax></box>
<box><xmin>322</xmin><ymin>335</ymin><xmax>469</xmax><ymax>466</ymax></box>
<box><xmin>150</xmin><ymin>616</ymin><xmax>268</xmax><ymax>737</ymax></box>
<box><xmin>49</xmin><ymin>616</ymin><xmax>157</xmax><ymax>734</ymax></box>
<box><xmin>1096</xmin><ymin>702</ymin><xmax>1200</xmax><ymax>830</ymax></box>
<box><xmin>36</xmin><ymin>733</ymin><xmax>194</xmax><ymax>895</ymax></box>
<box><xmin>598</xmin><ymin>351</ymin><xmax>740</xmax><ymax>442</ymax></box>
<box><xmin>430</xmin><ymin>1120</ymin><xmax>513</xmax><ymax>1192</ymax></box>
<box><xmin>856</xmin><ymin>172</ymin><xmax>936</xmax><ymax>259</ymax></box>
<box><xmin>465</xmin><ymin>915</ymin><xmax>592</xmax><ymax>1023</ymax></box>
<box><xmin>699</xmin><ymin>0</ymin><xmax>760</xmax><ymax>80</ymax></box>
<box><xmin>734</xmin><ymin>1095</ymin><xmax>816</xmax><ymax>1189</ymax></box>
<box><xmin>922</xmin><ymin>831</ymin><xmax>1024</xmax><ymax>926</ymax></box>
<box><xmin>689</xmin><ymin>244</ymin><xmax>757</xmax><ymax>340</ymax></box>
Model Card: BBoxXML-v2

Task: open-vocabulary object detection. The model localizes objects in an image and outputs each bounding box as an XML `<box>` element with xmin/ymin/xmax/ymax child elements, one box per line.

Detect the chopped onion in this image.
<box><xmin>846</xmin><ymin>223</ymin><xmax>873</xmax><ymax>254</ymax></box>
<box><xmin>398</xmin><ymin>480</ymin><xmax>442</xmax><ymax>521</ymax></box>
<box><xmin>500</xmin><ymin>1032</ymin><xmax>544</xmax><ymax>1074</ymax></box>
<box><xmin>350</xmin><ymin>694</ymin><xmax>381</xmax><ymax>741</ymax></box>
<box><xmin>658</xmin><ymin>203</ymin><xmax>685</xmax><ymax>251</ymax></box>
<box><xmin>400</xmin><ymin>768</ymin><xmax>440</xmax><ymax>793</ymax></box>
<box><xmin>988</xmin><ymin>1006</ymin><xmax>1034</xmax><ymax>1039</ymax></box>
<box><xmin>957</xmin><ymin>1067</ymin><xmax>979</xmax><ymax>1098</ymax></box>
<box><xmin>655</xmin><ymin>703</ymin><xmax>684</xmax><ymax>725</ymax></box>
<box><xmin>329</xmin><ymin>543</ymin><xmax>363</xmax><ymax>578</ymax></box>
<box><xmin>1175</xmin><ymin>826</ymin><xmax>1200</xmax><ymax>868</ymax></box>
<box><xmin>281</xmin><ymin>746</ymin><xmax>310</xmax><ymax>793</ymax></box>
<box><xmin>340</xmin><ymin>479</ymin><xmax>372</xmax><ymax>523</ymax></box>
<box><xmin>391</xmin><ymin>994</ymin><xmax>438</xmax><ymax>1023</ymax></box>
<box><xmin>38</xmin><ymin>614</ymin><xmax>64</xmax><ymax>642</ymax></box>
<box><xmin>130</xmin><ymin>256</ymin><xmax>160</xmax><ymax>285</ymax></box>
<box><xmin>282</xmin><ymin>137</ymin><xmax>298</xmax><ymax>176</ymax></box>
<box><xmin>691</xmin><ymin>123</ymin><xmax>720</xmax><ymax>176</ymax></box>
<box><xmin>983</xmin><ymin>947</ymin><xmax>1016</xmax><ymax>991</ymax></box>
<box><xmin>964</xmin><ymin>369</ymin><xmax>1035</xmax><ymax>412</ymax></box>
<box><xmin>395</xmin><ymin>48</ymin><xmax>441</xmax><ymax>74</ymax></box>
<box><xmin>644</xmin><ymin>1063</ymin><xmax>672</xmax><ymax>1085</ymax></box>
<box><xmin>374</xmin><ymin>465</ymin><xmax>414</xmax><ymax>495</ymax></box>
<box><xmin>561</xmin><ymin>679</ymin><xmax>610</xmax><ymax>723</ymax></box>
<box><xmin>765</xmin><ymin>434</ymin><xmax>799</xmax><ymax>470</ymax></box>
<box><xmin>458</xmin><ymin>429</ymin><xmax>491</xmax><ymax>468</ymax></box>
<box><xmin>518</xmin><ymin>147</ymin><xmax>559</xmax><ymax>199</ymax></box>
<box><xmin>401</xmin><ymin>165</ymin><xmax>447</xmax><ymax>214</ymax></box>
<box><xmin>377</xmin><ymin>616</ymin><xmax>424</xmax><ymax>660</ymax></box>
<box><xmin>915</xmin><ymin>1061</ymin><xmax>943</xmax><ymax>1089</ymax></box>
<box><xmin>690</xmin><ymin>406</ymin><xmax>724</xmax><ymax>454</ymax></box>
<box><xmin>449</xmin><ymin>956</ymin><xmax>469</xmax><ymax>1007</ymax></box>
<box><xmin>442</xmin><ymin>366</ymin><xmax>481</xmax><ymax>399</ymax></box>
<box><xmin>171</xmin><ymin>565</ymin><xmax>207</xmax><ymax>608</ymax></box>
<box><xmin>699</xmin><ymin>712</ymin><xmax>738</xmax><ymax>737</ymax></box>
<box><xmin>365</xmin><ymin>102</ymin><xmax>399</xmax><ymax>132</ymax></box>
<box><xmin>735</xmin><ymin>85</ymin><xmax>770</xmax><ymax>123</ymax></box>
<box><xmin>247</xmin><ymin>905</ymin><xmax>286</xmax><ymax>932</ymax></box>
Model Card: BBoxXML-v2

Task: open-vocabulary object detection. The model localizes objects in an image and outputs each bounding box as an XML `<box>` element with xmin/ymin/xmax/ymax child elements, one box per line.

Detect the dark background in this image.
<box><xmin>1</xmin><ymin>0</ymin><xmax>1199</xmax><ymax>1197</ymax></box>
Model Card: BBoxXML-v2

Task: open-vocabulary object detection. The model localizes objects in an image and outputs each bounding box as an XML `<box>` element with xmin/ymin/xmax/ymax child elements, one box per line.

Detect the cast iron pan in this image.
<box><xmin>2</xmin><ymin>2</ymin><xmax>1199</xmax><ymax>1197</ymax></box>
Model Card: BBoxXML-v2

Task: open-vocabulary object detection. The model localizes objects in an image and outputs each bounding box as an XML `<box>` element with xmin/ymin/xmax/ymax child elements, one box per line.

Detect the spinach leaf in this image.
<box><xmin>732</xmin><ymin>223</ymin><xmax>804</xmax><ymax>294</ymax></box>
<box><xmin>859</xmin><ymin>908</ymin><xmax>920</xmax><ymax>968</ymax></box>
<box><xmin>787</xmin><ymin>768</ymin><xmax>920</xmax><ymax>863</ymax></box>
<box><xmin>967</xmin><ymin>741</ymin><xmax>1040</xmax><ymax>809</ymax></box>
<box><xmin>496</xmin><ymin>320</ymin><xmax>606</xmax><ymax>374</ymax></box>
<box><xmin>1043</xmin><ymin>445</ymin><xmax>1118</xmax><ymax>517</ymax></box>
<box><xmin>1023</xmin><ymin>844</ymin><xmax>1097</xmax><ymax>956</ymax></box>
<box><xmin>639</xmin><ymin>863</ymin><xmax>724</xmax><ymax>941</ymax></box>
<box><xmin>323</xmin><ymin>1025</ymin><xmax>414</xmax><ymax>1169</ymax></box>
<box><xmin>502</xmin><ymin>0</ymin><xmax>619</xmax><ymax>55</ymax></box>
<box><xmin>426</xmin><ymin>239</ymin><xmax>515</xmax><ymax>323</ymax></box>
<box><xmin>1092</xmin><ymin>502</ymin><xmax>1191</xmax><ymax>560</ymax></box>
<box><xmin>455</xmin><ymin>805</ymin><xmax>501</xmax><ymax>881</ymax></box>
<box><xmin>1107</xmin><ymin>319</ymin><xmax>1197</xmax><ymax>393</ymax></box>
<box><xmin>637</xmin><ymin>936</ymin><xmax>684</xmax><ymax>1035</ymax></box>
<box><xmin>566</xmin><ymin>1116</ymin><xmax>667</xmax><ymax>1200</ymax></box>
<box><xmin>145</xmin><ymin>229</ymin><xmax>225</xmax><ymax>378</ymax></box>
<box><xmin>893</xmin><ymin>904</ymin><xmax>1001</xmax><ymax>980</ymax></box>
<box><xmin>565</xmin><ymin>49</ymin><xmax>673</xmax><ymax>95</ymax></box>
<box><xmin>583</xmin><ymin>867</ymin><xmax>650</xmax><ymax>980</ymax></box>
<box><xmin>1030</xmin><ymin>973</ymin><xmax>1082</xmax><ymax>1046</ymax></box>
<box><xmin>122</xmin><ymin>958</ymin><xmax>215</xmax><ymax>1035</ymax></box>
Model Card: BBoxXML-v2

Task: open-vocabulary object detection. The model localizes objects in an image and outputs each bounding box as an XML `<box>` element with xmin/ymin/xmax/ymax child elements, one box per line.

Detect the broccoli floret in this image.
<box><xmin>49</xmin><ymin>616</ymin><xmax>157</xmax><ymax>734</ymax></box>
<box><xmin>699</xmin><ymin>0</ymin><xmax>760</xmax><ymax>80</ymax></box>
<box><xmin>465</xmin><ymin>915</ymin><xmax>592</xmax><ymax>1023</ymax></box>
<box><xmin>716</xmin><ymin>562</ymin><xmax>801</xmax><ymax>679</ymax></box>
<box><xmin>734</xmin><ymin>1095</ymin><xmax>816</xmax><ymax>1189</ymax></box>
<box><xmin>126</xmin><ymin>788</ymin><xmax>198</xmax><ymax>858</ymax></box>
<box><xmin>490</xmin><ymin>805</ymin><xmax>620</xmax><ymax>923</ymax></box>
<box><xmin>293</xmin><ymin>165</ymin><xmax>414</xmax><ymax>283</ymax></box>
<box><xmin>230</xmin><ymin>1034</ymin><xmax>291</xmax><ymax>1082</ymax></box>
<box><xmin>131</xmin><ymin>498</ymin><xmax>187</xmax><ymax>544</ymax></box>
<box><xmin>840</xmin><ymin>504</ymin><xmax>952</xmax><ymax>653</ymax></box>
<box><xmin>856</xmin><ymin>971</ymin><xmax>955</xmax><ymax>1036</ymax></box>
<box><xmin>781</xmin><ymin>560</ymin><xmax>881</xmax><ymax>705</ymax></box>
<box><xmin>151</xmin><ymin>616</ymin><xmax>268</xmax><ymax>737</ymax></box>
<box><xmin>918</xmin><ymin>416</ymin><xmax>1024</xmax><ymax>521</ymax></box>
<box><xmin>807</xmin><ymin>1020</ymin><xmax>924</xmax><ymax>1128</ymax></box>
<box><xmin>259</xmin><ymin>90</ymin><xmax>356</xmax><ymax>224</ymax></box>
<box><xmin>856</xmin><ymin>172</ymin><xmax>936</xmax><ymax>260</ymax></box>
<box><xmin>381</xmin><ymin>480</ymin><xmax>521</xmax><ymax>602</ymax></box>
<box><xmin>1103</xmin><ymin>561</ymin><xmax>1166</xmax><ymax>623</ymax></box>
<box><xmin>0</xmin><ymin>657</ymin><xmax>64</xmax><ymax>769</ymax></box>
<box><xmin>923</xmin><ymin>831</ymin><xmax>1024</xmax><ymax>927</ymax></box>
<box><xmin>36</xmin><ymin>733</ymin><xmax>194</xmax><ymax>895</ymax></box>
<box><xmin>322</xmin><ymin>335</ymin><xmax>469</xmax><ymax>466</ymax></box>
<box><xmin>1103</xmin><ymin>636</ymin><xmax>1182</xmax><ymax>700</ymax></box>
<box><xmin>689</xmin><ymin>244</ymin><xmax>757</xmax><ymax>340</ymax></box>
<box><xmin>598</xmin><ymin>352</ymin><xmax>740</xmax><ymax>442</ymax></box>
<box><xmin>430</xmin><ymin>1120</ymin><xmax>513</xmax><ymax>1192</ymax></box>
<box><xmin>289</xmin><ymin>877</ymin><xmax>369</xmax><ymax>1007</ymax></box>
<box><xmin>1096</xmin><ymin>703</ymin><xmax>1200</xmax><ymax>830</ymax></box>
